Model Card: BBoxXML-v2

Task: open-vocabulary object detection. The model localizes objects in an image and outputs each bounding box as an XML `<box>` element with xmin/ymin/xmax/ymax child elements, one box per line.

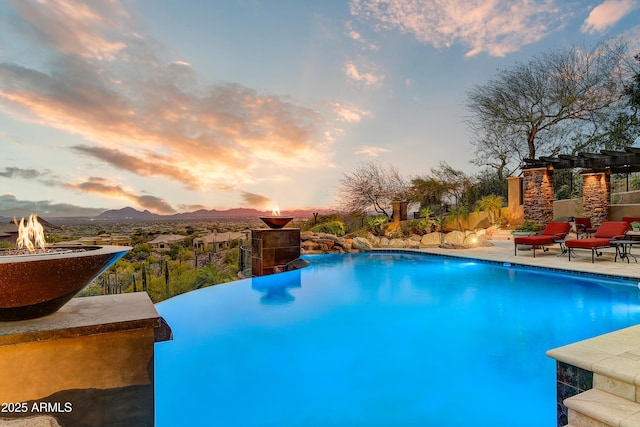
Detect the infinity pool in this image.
<box><xmin>155</xmin><ymin>252</ymin><xmax>640</xmax><ymax>426</ymax></box>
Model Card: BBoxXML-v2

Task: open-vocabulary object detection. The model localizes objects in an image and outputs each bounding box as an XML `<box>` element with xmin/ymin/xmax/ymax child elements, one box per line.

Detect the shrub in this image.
<box><xmin>311</xmin><ymin>220</ymin><xmax>346</xmax><ymax>236</ymax></box>
<box><xmin>514</xmin><ymin>220</ymin><xmax>542</xmax><ymax>232</ymax></box>
<box><xmin>364</xmin><ymin>215</ymin><xmax>389</xmax><ymax>236</ymax></box>
<box><xmin>474</xmin><ymin>194</ymin><xmax>504</xmax><ymax>225</ymax></box>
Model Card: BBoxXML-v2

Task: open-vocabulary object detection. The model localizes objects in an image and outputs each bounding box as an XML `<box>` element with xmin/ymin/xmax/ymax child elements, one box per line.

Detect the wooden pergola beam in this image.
<box><xmin>522</xmin><ymin>147</ymin><xmax>640</xmax><ymax>172</ymax></box>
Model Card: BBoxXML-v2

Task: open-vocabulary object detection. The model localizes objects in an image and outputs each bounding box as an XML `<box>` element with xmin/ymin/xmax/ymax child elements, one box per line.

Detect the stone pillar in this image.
<box><xmin>522</xmin><ymin>167</ymin><xmax>554</xmax><ymax>225</ymax></box>
<box><xmin>507</xmin><ymin>176</ymin><xmax>524</xmax><ymax>226</ymax></box>
<box><xmin>391</xmin><ymin>201</ymin><xmax>408</xmax><ymax>223</ymax></box>
<box><xmin>581</xmin><ymin>172</ymin><xmax>610</xmax><ymax>225</ymax></box>
<box><xmin>251</xmin><ymin>228</ymin><xmax>301</xmax><ymax>276</ymax></box>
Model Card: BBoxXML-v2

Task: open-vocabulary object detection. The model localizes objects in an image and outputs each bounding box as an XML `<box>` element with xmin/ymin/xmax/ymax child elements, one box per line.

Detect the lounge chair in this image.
<box><xmin>565</xmin><ymin>221</ymin><xmax>629</xmax><ymax>262</ymax></box>
<box><xmin>513</xmin><ymin>222</ymin><xmax>571</xmax><ymax>257</ymax></box>
<box><xmin>574</xmin><ymin>217</ymin><xmax>598</xmax><ymax>238</ymax></box>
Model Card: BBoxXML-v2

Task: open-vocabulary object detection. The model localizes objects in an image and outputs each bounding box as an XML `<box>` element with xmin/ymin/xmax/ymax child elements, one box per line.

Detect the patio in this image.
<box><xmin>413</xmin><ymin>238</ymin><xmax>640</xmax><ymax>281</ymax></box>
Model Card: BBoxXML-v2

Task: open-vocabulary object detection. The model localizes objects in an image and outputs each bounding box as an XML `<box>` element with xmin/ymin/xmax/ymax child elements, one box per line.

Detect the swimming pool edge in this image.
<box><xmin>367</xmin><ymin>248</ymin><xmax>640</xmax><ymax>284</ymax></box>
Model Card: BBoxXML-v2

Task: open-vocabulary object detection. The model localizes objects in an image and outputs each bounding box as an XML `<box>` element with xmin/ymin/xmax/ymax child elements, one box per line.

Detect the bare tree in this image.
<box><xmin>467</xmin><ymin>39</ymin><xmax>630</xmax><ymax>165</ymax></box>
<box><xmin>336</xmin><ymin>161</ymin><xmax>407</xmax><ymax>217</ymax></box>
<box><xmin>468</xmin><ymin>122</ymin><xmax>522</xmax><ymax>180</ymax></box>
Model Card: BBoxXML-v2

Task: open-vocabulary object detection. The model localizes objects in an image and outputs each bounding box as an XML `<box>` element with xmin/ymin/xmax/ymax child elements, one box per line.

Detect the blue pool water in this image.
<box><xmin>155</xmin><ymin>252</ymin><xmax>640</xmax><ymax>426</ymax></box>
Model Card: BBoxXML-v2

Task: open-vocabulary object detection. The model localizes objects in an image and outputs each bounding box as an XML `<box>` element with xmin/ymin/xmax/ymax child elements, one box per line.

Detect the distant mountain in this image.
<box><xmin>95</xmin><ymin>206</ymin><xmax>334</xmax><ymax>220</ymax></box>
<box><xmin>97</xmin><ymin>207</ymin><xmax>162</xmax><ymax>220</ymax></box>
<box><xmin>172</xmin><ymin>208</ymin><xmax>266</xmax><ymax>219</ymax></box>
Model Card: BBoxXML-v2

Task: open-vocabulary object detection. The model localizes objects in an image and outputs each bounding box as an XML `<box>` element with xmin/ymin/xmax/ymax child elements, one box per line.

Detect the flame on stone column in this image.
<box><xmin>271</xmin><ymin>205</ymin><xmax>281</xmax><ymax>216</ymax></box>
<box><xmin>14</xmin><ymin>214</ymin><xmax>47</xmax><ymax>252</ymax></box>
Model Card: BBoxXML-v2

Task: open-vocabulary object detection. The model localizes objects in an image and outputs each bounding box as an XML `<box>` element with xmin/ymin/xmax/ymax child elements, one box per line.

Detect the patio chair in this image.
<box><xmin>574</xmin><ymin>217</ymin><xmax>598</xmax><ymax>238</ymax></box>
<box><xmin>565</xmin><ymin>221</ymin><xmax>630</xmax><ymax>263</ymax></box>
<box><xmin>513</xmin><ymin>222</ymin><xmax>571</xmax><ymax>258</ymax></box>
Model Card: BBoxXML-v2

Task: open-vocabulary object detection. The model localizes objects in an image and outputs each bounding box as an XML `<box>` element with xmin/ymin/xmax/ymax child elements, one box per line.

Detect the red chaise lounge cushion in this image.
<box><xmin>513</xmin><ymin>222</ymin><xmax>570</xmax><ymax>257</ymax></box>
<box><xmin>565</xmin><ymin>221</ymin><xmax>629</xmax><ymax>262</ymax></box>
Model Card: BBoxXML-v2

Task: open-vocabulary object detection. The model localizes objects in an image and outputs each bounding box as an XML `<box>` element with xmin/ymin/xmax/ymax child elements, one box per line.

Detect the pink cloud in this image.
<box><xmin>581</xmin><ymin>0</ymin><xmax>638</xmax><ymax>34</ymax></box>
<box><xmin>350</xmin><ymin>0</ymin><xmax>569</xmax><ymax>57</ymax></box>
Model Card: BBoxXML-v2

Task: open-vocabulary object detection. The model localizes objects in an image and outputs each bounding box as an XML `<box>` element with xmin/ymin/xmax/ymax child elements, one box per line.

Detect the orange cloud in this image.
<box><xmin>71</xmin><ymin>145</ymin><xmax>202</xmax><ymax>190</ymax></box>
<box><xmin>0</xmin><ymin>0</ymin><xmax>332</xmax><ymax>195</ymax></box>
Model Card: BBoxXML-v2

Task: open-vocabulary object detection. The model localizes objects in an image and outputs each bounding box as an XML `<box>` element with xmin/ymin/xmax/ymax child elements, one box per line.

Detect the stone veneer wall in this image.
<box><xmin>251</xmin><ymin>228</ymin><xmax>301</xmax><ymax>276</ymax></box>
<box><xmin>554</xmin><ymin>361</ymin><xmax>593</xmax><ymax>427</ymax></box>
<box><xmin>522</xmin><ymin>168</ymin><xmax>554</xmax><ymax>225</ymax></box>
<box><xmin>582</xmin><ymin>172</ymin><xmax>610</xmax><ymax>225</ymax></box>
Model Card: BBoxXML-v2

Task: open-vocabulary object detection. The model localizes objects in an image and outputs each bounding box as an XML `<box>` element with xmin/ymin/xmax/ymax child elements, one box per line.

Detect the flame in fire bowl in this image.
<box><xmin>0</xmin><ymin>245</ymin><xmax>131</xmax><ymax>321</ymax></box>
<box><xmin>259</xmin><ymin>216</ymin><xmax>294</xmax><ymax>229</ymax></box>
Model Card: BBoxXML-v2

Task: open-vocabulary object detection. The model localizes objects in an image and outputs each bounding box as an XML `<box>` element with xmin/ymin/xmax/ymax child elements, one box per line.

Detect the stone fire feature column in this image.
<box><xmin>522</xmin><ymin>167</ymin><xmax>554</xmax><ymax>225</ymax></box>
<box><xmin>391</xmin><ymin>201</ymin><xmax>408</xmax><ymax>223</ymax></box>
<box><xmin>251</xmin><ymin>228</ymin><xmax>301</xmax><ymax>276</ymax></box>
<box><xmin>581</xmin><ymin>171</ymin><xmax>610</xmax><ymax>225</ymax></box>
<box><xmin>0</xmin><ymin>293</ymin><xmax>171</xmax><ymax>426</ymax></box>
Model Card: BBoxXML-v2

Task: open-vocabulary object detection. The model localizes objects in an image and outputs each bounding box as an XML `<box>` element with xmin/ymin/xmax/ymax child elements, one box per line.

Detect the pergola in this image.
<box><xmin>517</xmin><ymin>147</ymin><xmax>640</xmax><ymax>225</ymax></box>
<box><xmin>522</xmin><ymin>146</ymin><xmax>640</xmax><ymax>173</ymax></box>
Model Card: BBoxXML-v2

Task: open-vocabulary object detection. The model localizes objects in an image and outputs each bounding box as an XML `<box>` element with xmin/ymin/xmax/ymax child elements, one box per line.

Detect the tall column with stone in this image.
<box><xmin>522</xmin><ymin>167</ymin><xmax>554</xmax><ymax>225</ymax></box>
<box><xmin>581</xmin><ymin>172</ymin><xmax>610</xmax><ymax>225</ymax></box>
<box><xmin>507</xmin><ymin>176</ymin><xmax>524</xmax><ymax>225</ymax></box>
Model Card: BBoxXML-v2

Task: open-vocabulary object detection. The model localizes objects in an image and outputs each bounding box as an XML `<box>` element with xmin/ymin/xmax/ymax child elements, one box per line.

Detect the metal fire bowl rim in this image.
<box><xmin>0</xmin><ymin>245</ymin><xmax>132</xmax><ymax>264</ymax></box>
<box><xmin>259</xmin><ymin>216</ymin><xmax>294</xmax><ymax>229</ymax></box>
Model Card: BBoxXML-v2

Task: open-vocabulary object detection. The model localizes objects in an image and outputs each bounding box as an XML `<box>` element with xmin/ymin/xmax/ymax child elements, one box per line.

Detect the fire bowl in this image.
<box><xmin>0</xmin><ymin>245</ymin><xmax>131</xmax><ymax>321</ymax></box>
<box><xmin>259</xmin><ymin>216</ymin><xmax>294</xmax><ymax>229</ymax></box>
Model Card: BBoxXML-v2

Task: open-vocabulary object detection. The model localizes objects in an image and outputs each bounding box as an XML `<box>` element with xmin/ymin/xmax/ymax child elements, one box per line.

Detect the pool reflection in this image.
<box><xmin>251</xmin><ymin>270</ymin><xmax>302</xmax><ymax>305</ymax></box>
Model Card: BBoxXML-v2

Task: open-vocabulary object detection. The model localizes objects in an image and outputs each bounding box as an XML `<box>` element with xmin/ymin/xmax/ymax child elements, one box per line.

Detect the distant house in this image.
<box><xmin>193</xmin><ymin>232</ymin><xmax>246</xmax><ymax>251</ymax></box>
<box><xmin>148</xmin><ymin>234</ymin><xmax>186</xmax><ymax>251</ymax></box>
<box><xmin>76</xmin><ymin>234</ymin><xmax>131</xmax><ymax>246</ymax></box>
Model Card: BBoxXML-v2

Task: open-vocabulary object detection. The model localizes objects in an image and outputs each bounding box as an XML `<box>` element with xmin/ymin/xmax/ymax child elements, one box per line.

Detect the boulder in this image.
<box><xmin>314</xmin><ymin>238</ymin><xmax>335</xmax><ymax>249</ymax></box>
<box><xmin>300</xmin><ymin>231</ymin><xmax>315</xmax><ymax>239</ymax></box>
<box><xmin>475</xmin><ymin>234</ymin><xmax>493</xmax><ymax>247</ymax></box>
<box><xmin>315</xmin><ymin>232</ymin><xmax>339</xmax><ymax>241</ymax></box>
<box><xmin>463</xmin><ymin>233</ymin><xmax>477</xmax><ymax>245</ymax></box>
<box><xmin>336</xmin><ymin>238</ymin><xmax>353</xmax><ymax>251</ymax></box>
<box><xmin>388</xmin><ymin>238</ymin><xmax>407</xmax><ymax>248</ymax></box>
<box><xmin>421</xmin><ymin>232</ymin><xmax>442</xmax><ymax>246</ymax></box>
<box><xmin>406</xmin><ymin>239</ymin><xmax>420</xmax><ymax>249</ymax></box>
<box><xmin>352</xmin><ymin>237</ymin><xmax>374</xmax><ymax>251</ymax></box>
<box><xmin>301</xmin><ymin>240</ymin><xmax>318</xmax><ymax>251</ymax></box>
<box><xmin>367</xmin><ymin>233</ymin><xmax>381</xmax><ymax>246</ymax></box>
<box><xmin>444</xmin><ymin>230</ymin><xmax>465</xmax><ymax>244</ymax></box>
<box><xmin>379</xmin><ymin>237</ymin><xmax>390</xmax><ymax>247</ymax></box>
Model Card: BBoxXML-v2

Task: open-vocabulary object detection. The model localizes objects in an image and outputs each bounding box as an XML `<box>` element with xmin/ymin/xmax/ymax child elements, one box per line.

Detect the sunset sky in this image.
<box><xmin>0</xmin><ymin>0</ymin><xmax>639</xmax><ymax>217</ymax></box>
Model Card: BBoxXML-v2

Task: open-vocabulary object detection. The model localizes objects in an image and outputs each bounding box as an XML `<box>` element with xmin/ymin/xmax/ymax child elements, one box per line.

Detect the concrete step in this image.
<box><xmin>594</xmin><ymin>370</ymin><xmax>639</xmax><ymax>403</ymax></box>
<box><xmin>565</xmin><ymin>389</ymin><xmax>640</xmax><ymax>427</ymax></box>
<box><xmin>487</xmin><ymin>230</ymin><xmax>515</xmax><ymax>241</ymax></box>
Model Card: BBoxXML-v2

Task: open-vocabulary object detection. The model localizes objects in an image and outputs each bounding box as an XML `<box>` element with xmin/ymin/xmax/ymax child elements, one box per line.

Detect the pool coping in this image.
<box><xmin>365</xmin><ymin>247</ymin><xmax>640</xmax><ymax>284</ymax></box>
